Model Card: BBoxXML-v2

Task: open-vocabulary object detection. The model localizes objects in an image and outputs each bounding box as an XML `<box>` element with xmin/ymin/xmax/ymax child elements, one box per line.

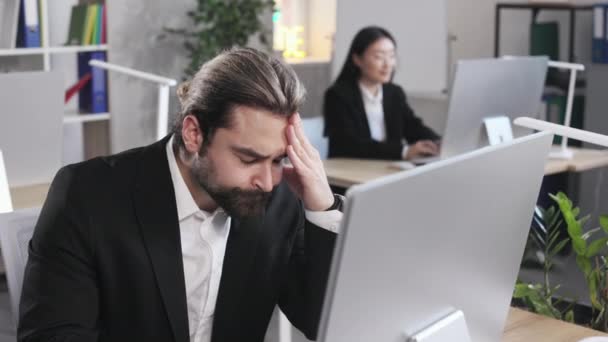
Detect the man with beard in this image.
<box><xmin>18</xmin><ymin>48</ymin><xmax>343</xmax><ymax>342</ymax></box>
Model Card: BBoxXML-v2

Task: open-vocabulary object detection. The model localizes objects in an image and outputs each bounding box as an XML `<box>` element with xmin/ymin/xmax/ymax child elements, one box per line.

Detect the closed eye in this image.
<box><xmin>240</xmin><ymin>158</ymin><xmax>259</xmax><ymax>165</ymax></box>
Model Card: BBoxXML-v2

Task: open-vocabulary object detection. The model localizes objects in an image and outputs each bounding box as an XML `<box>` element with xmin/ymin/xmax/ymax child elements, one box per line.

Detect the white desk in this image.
<box><xmin>324</xmin><ymin>147</ymin><xmax>608</xmax><ymax>188</ymax></box>
<box><xmin>9</xmin><ymin>183</ymin><xmax>608</xmax><ymax>341</ymax></box>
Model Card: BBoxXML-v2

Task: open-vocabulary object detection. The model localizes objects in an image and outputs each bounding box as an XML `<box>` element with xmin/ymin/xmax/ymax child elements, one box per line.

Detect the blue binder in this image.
<box><xmin>78</xmin><ymin>51</ymin><xmax>108</xmax><ymax>113</ymax></box>
<box><xmin>16</xmin><ymin>0</ymin><xmax>40</xmax><ymax>48</ymax></box>
<box><xmin>593</xmin><ymin>4</ymin><xmax>608</xmax><ymax>63</ymax></box>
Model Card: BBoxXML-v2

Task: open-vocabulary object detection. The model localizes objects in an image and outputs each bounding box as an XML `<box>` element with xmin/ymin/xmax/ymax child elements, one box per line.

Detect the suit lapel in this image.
<box><xmin>349</xmin><ymin>82</ymin><xmax>373</xmax><ymax>139</ymax></box>
<box><xmin>211</xmin><ymin>215</ymin><xmax>265</xmax><ymax>340</ymax></box>
<box><xmin>133</xmin><ymin>137</ymin><xmax>189</xmax><ymax>342</ymax></box>
<box><xmin>382</xmin><ymin>84</ymin><xmax>400</xmax><ymax>142</ymax></box>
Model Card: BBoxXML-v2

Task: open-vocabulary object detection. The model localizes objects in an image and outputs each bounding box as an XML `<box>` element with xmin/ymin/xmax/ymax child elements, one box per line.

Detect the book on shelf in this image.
<box><xmin>593</xmin><ymin>4</ymin><xmax>608</xmax><ymax>63</ymax></box>
<box><xmin>66</xmin><ymin>4</ymin><xmax>87</xmax><ymax>45</ymax></box>
<box><xmin>95</xmin><ymin>5</ymin><xmax>103</xmax><ymax>44</ymax></box>
<box><xmin>82</xmin><ymin>4</ymin><xmax>95</xmax><ymax>45</ymax></box>
<box><xmin>66</xmin><ymin>2</ymin><xmax>105</xmax><ymax>46</ymax></box>
<box><xmin>16</xmin><ymin>0</ymin><xmax>40</xmax><ymax>48</ymax></box>
<box><xmin>78</xmin><ymin>51</ymin><xmax>108</xmax><ymax>114</ymax></box>
<box><xmin>65</xmin><ymin>72</ymin><xmax>92</xmax><ymax>104</ymax></box>
<box><xmin>101</xmin><ymin>4</ymin><xmax>106</xmax><ymax>44</ymax></box>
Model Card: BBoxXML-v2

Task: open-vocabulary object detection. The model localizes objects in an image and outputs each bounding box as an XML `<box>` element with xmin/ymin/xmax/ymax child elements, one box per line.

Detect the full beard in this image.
<box><xmin>191</xmin><ymin>153</ymin><xmax>272</xmax><ymax>219</ymax></box>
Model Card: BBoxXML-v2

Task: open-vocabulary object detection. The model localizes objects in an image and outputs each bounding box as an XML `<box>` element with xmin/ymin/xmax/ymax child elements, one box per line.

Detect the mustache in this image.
<box><xmin>227</xmin><ymin>188</ymin><xmax>272</xmax><ymax>201</ymax></box>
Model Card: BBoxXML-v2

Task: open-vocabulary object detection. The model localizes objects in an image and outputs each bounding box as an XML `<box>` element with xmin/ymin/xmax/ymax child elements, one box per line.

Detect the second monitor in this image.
<box><xmin>414</xmin><ymin>56</ymin><xmax>548</xmax><ymax>164</ymax></box>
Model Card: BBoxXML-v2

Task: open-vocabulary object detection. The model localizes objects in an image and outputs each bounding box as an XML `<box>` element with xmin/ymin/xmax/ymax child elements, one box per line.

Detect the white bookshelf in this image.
<box><xmin>0</xmin><ymin>44</ymin><xmax>108</xmax><ymax>56</ymax></box>
<box><xmin>63</xmin><ymin>111</ymin><xmax>110</xmax><ymax>124</ymax></box>
<box><xmin>1</xmin><ymin>0</ymin><xmax>111</xmax><ymax>160</ymax></box>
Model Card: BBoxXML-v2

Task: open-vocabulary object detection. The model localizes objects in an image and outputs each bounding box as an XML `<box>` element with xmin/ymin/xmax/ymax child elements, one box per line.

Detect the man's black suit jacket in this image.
<box><xmin>323</xmin><ymin>80</ymin><xmax>439</xmax><ymax>160</ymax></box>
<box><xmin>18</xmin><ymin>136</ymin><xmax>337</xmax><ymax>342</ymax></box>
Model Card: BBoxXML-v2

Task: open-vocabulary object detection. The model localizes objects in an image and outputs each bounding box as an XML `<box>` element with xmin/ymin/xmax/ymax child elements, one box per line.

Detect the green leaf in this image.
<box><xmin>576</xmin><ymin>255</ymin><xmax>592</xmax><ymax>277</ymax></box>
<box><xmin>550</xmin><ymin>238</ymin><xmax>571</xmax><ymax>257</ymax></box>
<box><xmin>513</xmin><ymin>283</ymin><xmax>537</xmax><ymax>298</ymax></box>
<box><xmin>582</xmin><ymin>227</ymin><xmax>602</xmax><ymax>240</ymax></box>
<box><xmin>588</xmin><ymin>270</ymin><xmax>602</xmax><ymax>310</ymax></box>
<box><xmin>548</xmin><ymin>208</ymin><xmax>561</xmax><ymax>230</ymax></box>
<box><xmin>546</xmin><ymin>229</ymin><xmax>561</xmax><ymax>250</ymax></box>
<box><xmin>532</xmin><ymin>230</ymin><xmax>546</xmax><ymax>248</ymax></box>
<box><xmin>600</xmin><ymin>215</ymin><xmax>608</xmax><ymax>234</ymax></box>
<box><xmin>552</xmin><ymin>193</ymin><xmax>585</xmax><ymax>247</ymax></box>
<box><xmin>585</xmin><ymin>237</ymin><xmax>608</xmax><ymax>258</ymax></box>
<box><xmin>564</xmin><ymin>310</ymin><xmax>574</xmax><ymax>323</ymax></box>
<box><xmin>579</xmin><ymin>215</ymin><xmax>591</xmax><ymax>229</ymax></box>
<box><xmin>531</xmin><ymin>299</ymin><xmax>560</xmax><ymax>318</ymax></box>
<box><xmin>571</xmin><ymin>236</ymin><xmax>587</xmax><ymax>255</ymax></box>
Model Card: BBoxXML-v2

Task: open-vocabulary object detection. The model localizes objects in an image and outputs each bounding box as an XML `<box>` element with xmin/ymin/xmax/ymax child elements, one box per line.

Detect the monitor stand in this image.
<box><xmin>405</xmin><ymin>309</ymin><xmax>472</xmax><ymax>342</ymax></box>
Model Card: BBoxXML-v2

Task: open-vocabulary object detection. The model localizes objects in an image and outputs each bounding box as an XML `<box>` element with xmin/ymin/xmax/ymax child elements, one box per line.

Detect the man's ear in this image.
<box><xmin>181</xmin><ymin>114</ymin><xmax>204</xmax><ymax>154</ymax></box>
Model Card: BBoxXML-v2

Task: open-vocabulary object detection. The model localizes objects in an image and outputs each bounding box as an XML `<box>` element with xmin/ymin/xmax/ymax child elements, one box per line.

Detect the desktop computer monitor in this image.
<box><xmin>0</xmin><ymin>150</ymin><xmax>12</xmax><ymax>214</ymax></box>
<box><xmin>318</xmin><ymin>131</ymin><xmax>553</xmax><ymax>341</ymax></box>
<box><xmin>0</xmin><ymin>71</ymin><xmax>63</xmax><ymax>187</ymax></box>
<box><xmin>415</xmin><ymin>56</ymin><xmax>548</xmax><ymax>165</ymax></box>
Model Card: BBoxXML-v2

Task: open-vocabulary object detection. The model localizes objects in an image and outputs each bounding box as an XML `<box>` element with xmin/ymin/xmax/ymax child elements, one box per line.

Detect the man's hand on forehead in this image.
<box><xmin>282</xmin><ymin>113</ymin><xmax>334</xmax><ymax>211</ymax></box>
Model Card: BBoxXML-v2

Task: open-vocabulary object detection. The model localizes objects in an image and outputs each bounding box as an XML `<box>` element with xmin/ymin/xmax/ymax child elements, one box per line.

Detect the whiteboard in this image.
<box><xmin>332</xmin><ymin>0</ymin><xmax>448</xmax><ymax>95</ymax></box>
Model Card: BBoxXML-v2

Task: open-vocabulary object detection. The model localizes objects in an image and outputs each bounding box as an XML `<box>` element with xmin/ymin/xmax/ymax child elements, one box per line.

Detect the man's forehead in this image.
<box><xmin>229</xmin><ymin>105</ymin><xmax>291</xmax><ymax>127</ymax></box>
<box><xmin>219</xmin><ymin>106</ymin><xmax>290</xmax><ymax>156</ymax></box>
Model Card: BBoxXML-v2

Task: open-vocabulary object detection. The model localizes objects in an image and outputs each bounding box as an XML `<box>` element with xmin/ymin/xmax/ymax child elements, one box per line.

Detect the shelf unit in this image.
<box><xmin>494</xmin><ymin>2</ymin><xmax>593</xmax><ymax>62</ymax></box>
<box><xmin>63</xmin><ymin>111</ymin><xmax>110</xmax><ymax>124</ymax></box>
<box><xmin>0</xmin><ymin>44</ymin><xmax>108</xmax><ymax>57</ymax></box>
<box><xmin>0</xmin><ymin>0</ymin><xmax>111</xmax><ymax>159</ymax></box>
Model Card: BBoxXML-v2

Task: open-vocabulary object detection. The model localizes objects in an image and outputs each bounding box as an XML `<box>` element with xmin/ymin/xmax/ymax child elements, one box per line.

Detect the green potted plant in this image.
<box><xmin>166</xmin><ymin>0</ymin><xmax>275</xmax><ymax>77</ymax></box>
<box><xmin>514</xmin><ymin>203</ymin><xmax>575</xmax><ymax>322</ymax></box>
<box><xmin>552</xmin><ymin>192</ymin><xmax>608</xmax><ymax>331</ymax></box>
<box><xmin>515</xmin><ymin>192</ymin><xmax>608</xmax><ymax>331</ymax></box>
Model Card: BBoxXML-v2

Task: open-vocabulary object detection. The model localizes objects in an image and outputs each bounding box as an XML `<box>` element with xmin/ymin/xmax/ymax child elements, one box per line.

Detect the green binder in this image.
<box><xmin>530</xmin><ymin>22</ymin><xmax>559</xmax><ymax>60</ymax></box>
<box><xmin>66</xmin><ymin>4</ymin><xmax>88</xmax><ymax>45</ymax></box>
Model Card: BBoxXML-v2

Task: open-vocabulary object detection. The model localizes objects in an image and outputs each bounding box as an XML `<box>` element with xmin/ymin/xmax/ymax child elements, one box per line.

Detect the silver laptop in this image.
<box><xmin>319</xmin><ymin>131</ymin><xmax>553</xmax><ymax>342</ymax></box>
<box><xmin>413</xmin><ymin>56</ymin><xmax>548</xmax><ymax>165</ymax></box>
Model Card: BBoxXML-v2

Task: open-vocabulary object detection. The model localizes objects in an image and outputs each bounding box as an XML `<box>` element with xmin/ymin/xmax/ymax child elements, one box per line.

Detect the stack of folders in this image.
<box><xmin>0</xmin><ymin>0</ymin><xmax>41</xmax><ymax>48</ymax></box>
<box><xmin>593</xmin><ymin>4</ymin><xmax>608</xmax><ymax>64</ymax></box>
<box><xmin>66</xmin><ymin>2</ymin><xmax>107</xmax><ymax>46</ymax></box>
<box><xmin>65</xmin><ymin>2</ymin><xmax>108</xmax><ymax>114</ymax></box>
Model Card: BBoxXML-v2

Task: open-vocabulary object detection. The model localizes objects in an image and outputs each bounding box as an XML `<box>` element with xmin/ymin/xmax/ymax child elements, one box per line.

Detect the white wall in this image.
<box><xmin>447</xmin><ymin>0</ymin><xmax>593</xmax><ymax>69</ymax></box>
<box><xmin>333</xmin><ymin>0</ymin><xmax>448</xmax><ymax>95</ymax></box>
<box><xmin>108</xmin><ymin>0</ymin><xmax>274</xmax><ymax>153</ymax></box>
<box><xmin>107</xmin><ymin>0</ymin><xmax>193</xmax><ymax>152</ymax></box>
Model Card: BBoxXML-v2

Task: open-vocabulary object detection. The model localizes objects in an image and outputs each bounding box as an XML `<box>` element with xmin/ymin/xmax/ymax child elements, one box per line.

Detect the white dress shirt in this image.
<box><xmin>359</xmin><ymin>82</ymin><xmax>409</xmax><ymax>158</ymax></box>
<box><xmin>165</xmin><ymin>136</ymin><xmax>342</xmax><ymax>342</ymax></box>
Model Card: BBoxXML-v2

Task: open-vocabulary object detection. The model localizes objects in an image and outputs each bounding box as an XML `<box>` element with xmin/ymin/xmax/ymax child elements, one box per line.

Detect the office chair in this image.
<box><xmin>301</xmin><ymin>116</ymin><xmax>328</xmax><ymax>160</ymax></box>
<box><xmin>0</xmin><ymin>207</ymin><xmax>40</xmax><ymax>337</ymax></box>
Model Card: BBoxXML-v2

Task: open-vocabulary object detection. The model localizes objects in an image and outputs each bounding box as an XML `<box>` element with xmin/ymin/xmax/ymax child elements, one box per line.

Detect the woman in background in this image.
<box><xmin>323</xmin><ymin>26</ymin><xmax>440</xmax><ymax>160</ymax></box>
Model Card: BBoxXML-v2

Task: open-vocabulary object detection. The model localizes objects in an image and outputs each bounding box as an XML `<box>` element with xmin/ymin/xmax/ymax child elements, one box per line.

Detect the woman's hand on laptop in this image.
<box><xmin>404</xmin><ymin>140</ymin><xmax>440</xmax><ymax>160</ymax></box>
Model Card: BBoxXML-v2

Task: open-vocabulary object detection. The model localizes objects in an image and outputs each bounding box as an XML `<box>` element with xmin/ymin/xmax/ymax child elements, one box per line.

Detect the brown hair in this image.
<box><xmin>172</xmin><ymin>47</ymin><xmax>306</xmax><ymax>148</ymax></box>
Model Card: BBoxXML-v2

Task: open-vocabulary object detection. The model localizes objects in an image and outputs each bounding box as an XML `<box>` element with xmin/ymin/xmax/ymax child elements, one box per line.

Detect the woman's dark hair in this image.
<box><xmin>335</xmin><ymin>26</ymin><xmax>396</xmax><ymax>84</ymax></box>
